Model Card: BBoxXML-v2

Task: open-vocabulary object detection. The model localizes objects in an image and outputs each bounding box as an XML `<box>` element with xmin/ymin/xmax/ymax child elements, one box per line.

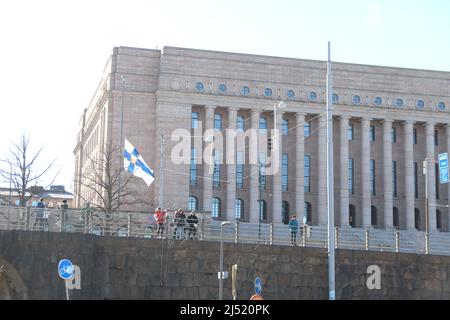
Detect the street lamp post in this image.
<box><xmin>326</xmin><ymin>41</ymin><xmax>336</xmax><ymax>301</ymax></box>
<box><xmin>258</xmin><ymin>161</ymin><xmax>263</xmax><ymax>243</ymax></box>
<box><xmin>219</xmin><ymin>221</ymin><xmax>231</xmax><ymax>300</ymax></box>
<box><xmin>423</xmin><ymin>157</ymin><xmax>429</xmax><ymax>254</ymax></box>
<box><xmin>118</xmin><ymin>75</ymin><xmax>126</xmax><ymax>209</ymax></box>
<box><xmin>273</xmin><ymin>101</ymin><xmax>286</xmax><ymax>226</ymax></box>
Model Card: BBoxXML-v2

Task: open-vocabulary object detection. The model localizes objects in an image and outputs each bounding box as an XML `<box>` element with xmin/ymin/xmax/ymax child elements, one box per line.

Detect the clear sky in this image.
<box><xmin>0</xmin><ymin>0</ymin><xmax>449</xmax><ymax>192</ymax></box>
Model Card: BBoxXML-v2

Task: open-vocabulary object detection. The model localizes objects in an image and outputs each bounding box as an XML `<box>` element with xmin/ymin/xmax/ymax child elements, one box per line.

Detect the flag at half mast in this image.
<box><xmin>123</xmin><ymin>139</ymin><xmax>155</xmax><ymax>186</ymax></box>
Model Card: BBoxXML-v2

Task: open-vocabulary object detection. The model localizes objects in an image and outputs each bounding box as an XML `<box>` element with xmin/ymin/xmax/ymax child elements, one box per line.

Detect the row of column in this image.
<box><xmin>339</xmin><ymin>117</ymin><xmax>444</xmax><ymax>231</ymax></box>
<box><xmin>202</xmin><ymin>106</ymin><xmax>300</xmax><ymax>223</ymax></box>
<box><xmin>200</xmin><ymin>106</ymin><xmax>449</xmax><ymax>231</ymax></box>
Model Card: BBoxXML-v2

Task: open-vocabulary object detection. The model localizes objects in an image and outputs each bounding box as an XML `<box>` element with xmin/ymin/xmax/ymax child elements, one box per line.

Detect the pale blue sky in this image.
<box><xmin>0</xmin><ymin>0</ymin><xmax>449</xmax><ymax>190</ymax></box>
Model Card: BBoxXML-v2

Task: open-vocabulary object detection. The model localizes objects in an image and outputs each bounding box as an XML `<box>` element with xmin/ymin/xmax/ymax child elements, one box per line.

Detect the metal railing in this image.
<box><xmin>1</xmin><ymin>205</ymin><xmax>450</xmax><ymax>256</ymax></box>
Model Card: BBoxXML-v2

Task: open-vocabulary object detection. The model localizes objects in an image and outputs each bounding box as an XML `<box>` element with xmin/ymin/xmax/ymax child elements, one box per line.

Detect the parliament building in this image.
<box><xmin>73</xmin><ymin>46</ymin><xmax>450</xmax><ymax>232</ymax></box>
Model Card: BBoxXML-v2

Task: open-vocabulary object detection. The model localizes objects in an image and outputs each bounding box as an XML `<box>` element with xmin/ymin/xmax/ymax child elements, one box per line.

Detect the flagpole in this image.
<box><xmin>327</xmin><ymin>41</ymin><xmax>336</xmax><ymax>300</ymax></box>
<box><xmin>118</xmin><ymin>75</ymin><xmax>126</xmax><ymax>208</ymax></box>
<box><xmin>159</xmin><ymin>134</ymin><xmax>165</xmax><ymax>208</ymax></box>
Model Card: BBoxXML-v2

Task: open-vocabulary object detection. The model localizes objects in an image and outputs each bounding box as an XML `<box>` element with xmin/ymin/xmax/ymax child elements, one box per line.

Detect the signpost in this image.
<box><xmin>58</xmin><ymin>259</ymin><xmax>81</xmax><ymax>300</ymax></box>
<box><xmin>58</xmin><ymin>259</ymin><xmax>74</xmax><ymax>280</ymax></box>
<box><xmin>231</xmin><ymin>264</ymin><xmax>237</xmax><ymax>300</ymax></box>
<box><xmin>439</xmin><ymin>153</ymin><xmax>449</xmax><ymax>184</ymax></box>
<box><xmin>58</xmin><ymin>259</ymin><xmax>74</xmax><ymax>300</ymax></box>
<box><xmin>250</xmin><ymin>277</ymin><xmax>264</xmax><ymax>300</ymax></box>
<box><xmin>254</xmin><ymin>277</ymin><xmax>262</xmax><ymax>295</ymax></box>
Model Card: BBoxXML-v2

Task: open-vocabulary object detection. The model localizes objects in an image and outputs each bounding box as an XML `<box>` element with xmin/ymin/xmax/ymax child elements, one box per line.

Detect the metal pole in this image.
<box><xmin>65</xmin><ymin>281</ymin><xmax>70</xmax><ymax>300</ymax></box>
<box><xmin>8</xmin><ymin>164</ymin><xmax>11</xmax><ymax>218</ymax></box>
<box><xmin>219</xmin><ymin>221</ymin><xmax>231</xmax><ymax>300</ymax></box>
<box><xmin>219</xmin><ymin>224</ymin><xmax>224</xmax><ymax>300</ymax></box>
<box><xmin>127</xmin><ymin>213</ymin><xmax>132</xmax><ymax>237</ymax></box>
<box><xmin>258</xmin><ymin>161</ymin><xmax>262</xmax><ymax>243</ymax></box>
<box><xmin>326</xmin><ymin>41</ymin><xmax>336</xmax><ymax>300</ymax></box>
<box><xmin>118</xmin><ymin>75</ymin><xmax>125</xmax><ymax>208</ymax></box>
<box><xmin>159</xmin><ymin>134</ymin><xmax>165</xmax><ymax>208</ymax></box>
<box><xmin>424</xmin><ymin>158</ymin><xmax>429</xmax><ymax>254</ymax></box>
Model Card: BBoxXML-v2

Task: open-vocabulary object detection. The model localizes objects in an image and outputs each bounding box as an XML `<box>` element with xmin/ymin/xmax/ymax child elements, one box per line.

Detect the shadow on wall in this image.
<box><xmin>0</xmin><ymin>258</ymin><xmax>28</xmax><ymax>300</ymax></box>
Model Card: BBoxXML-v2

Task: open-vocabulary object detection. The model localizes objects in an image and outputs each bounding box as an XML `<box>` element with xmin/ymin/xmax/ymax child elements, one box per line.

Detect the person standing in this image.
<box><xmin>34</xmin><ymin>198</ymin><xmax>47</xmax><ymax>231</ymax></box>
<box><xmin>154</xmin><ymin>207</ymin><xmax>166</xmax><ymax>238</ymax></box>
<box><xmin>59</xmin><ymin>199</ymin><xmax>69</xmax><ymax>230</ymax></box>
<box><xmin>186</xmin><ymin>211</ymin><xmax>199</xmax><ymax>240</ymax></box>
<box><xmin>288</xmin><ymin>215</ymin><xmax>299</xmax><ymax>246</ymax></box>
<box><xmin>174</xmin><ymin>208</ymin><xmax>186</xmax><ymax>240</ymax></box>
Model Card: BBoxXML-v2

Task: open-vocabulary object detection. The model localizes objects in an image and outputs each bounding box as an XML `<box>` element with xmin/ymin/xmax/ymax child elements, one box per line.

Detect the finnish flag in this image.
<box><xmin>123</xmin><ymin>139</ymin><xmax>155</xmax><ymax>186</ymax></box>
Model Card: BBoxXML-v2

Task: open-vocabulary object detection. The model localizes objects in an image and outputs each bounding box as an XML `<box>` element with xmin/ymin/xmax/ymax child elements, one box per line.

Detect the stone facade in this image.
<box><xmin>1</xmin><ymin>230</ymin><xmax>450</xmax><ymax>300</ymax></box>
<box><xmin>74</xmin><ymin>46</ymin><xmax>450</xmax><ymax>232</ymax></box>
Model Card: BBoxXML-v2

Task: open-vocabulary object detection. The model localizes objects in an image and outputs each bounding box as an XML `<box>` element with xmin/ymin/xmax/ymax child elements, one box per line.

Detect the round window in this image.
<box><xmin>308</xmin><ymin>91</ymin><xmax>317</xmax><ymax>101</ymax></box>
<box><xmin>195</xmin><ymin>82</ymin><xmax>205</xmax><ymax>92</ymax></box>
<box><xmin>263</xmin><ymin>88</ymin><xmax>273</xmax><ymax>97</ymax></box>
<box><xmin>416</xmin><ymin>99</ymin><xmax>425</xmax><ymax>109</ymax></box>
<box><xmin>240</xmin><ymin>86</ymin><xmax>250</xmax><ymax>96</ymax></box>
<box><xmin>332</xmin><ymin>93</ymin><xmax>339</xmax><ymax>103</ymax></box>
<box><xmin>218</xmin><ymin>83</ymin><xmax>227</xmax><ymax>93</ymax></box>
<box><xmin>395</xmin><ymin>98</ymin><xmax>403</xmax><ymax>107</ymax></box>
<box><xmin>287</xmin><ymin>89</ymin><xmax>295</xmax><ymax>100</ymax></box>
<box><xmin>374</xmin><ymin>97</ymin><xmax>382</xmax><ymax>106</ymax></box>
<box><xmin>352</xmin><ymin>95</ymin><xmax>361</xmax><ymax>105</ymax></box>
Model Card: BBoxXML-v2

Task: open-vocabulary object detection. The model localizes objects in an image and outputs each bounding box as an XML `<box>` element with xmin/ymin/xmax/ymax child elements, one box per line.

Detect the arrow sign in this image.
<box><xmin>58</xmin><ymin>259</ymin><xmax>74</xmax><ymax>280</ymax></box>
<box><xmin>439</xmin><ymin>153</ymin><xmax>449</xmax><ymax>184</ymax></box>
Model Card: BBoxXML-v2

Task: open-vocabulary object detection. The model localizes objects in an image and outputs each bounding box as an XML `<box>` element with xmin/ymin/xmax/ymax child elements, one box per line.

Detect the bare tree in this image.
<box><xmin>75</xmin><ymin>141</ymin><xmax>151</xmax><ymax>234</ymax></box>
<box><xmin>0</xmin><ymin>134</ymin><xmax>58</xmax><ymax>207</ymax></box>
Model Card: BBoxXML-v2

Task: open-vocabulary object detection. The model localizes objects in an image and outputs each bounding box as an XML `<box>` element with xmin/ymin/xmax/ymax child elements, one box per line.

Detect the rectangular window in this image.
<box><xmin>282</xmin><ymin>154</ymin><xmax>288</xmax><ymax>191</ymax></box>
<box><xmin>282</xmin><ymin>119</ymin><xmax>289</xmax><ymax>136</ymax></box>
<box><xmin>435</xmin><ymin>130</ymin><xmax>439</xmax><ymax>146</ymax></box>
<box><xmin>259</xmin><ymin>117</ymin><xmax>267</xmax><ymax>134</ymax></box>
<box><xmin>414</xmin><ymin>162</ymin><xmax>418</xmax><ymax>199</ymax></box>
<box><xmin>370</xmin><ymin>126</ymin><xmax>375</xmax><ymax>142</ymax></box>
<box><xmin>393</xmin><ymin>160</ymin><xmax>398</xmax><ymax>197</ymax></box>
<box><xmin>348</xmin><ymin>124</ymin><xmax>354</xmax><ymax>140</ymax></box>
<box><xmin>348</xmin><ymin>158</ymin><xmax>354</xmax><ymax>194</ymax></box>
<box><xmin>304</xmin><ymin>121</ymin><xmax>311</xmax><ymax>137</ymax></box>
<box><xmin>214</xmin><ymin>113</ymin><xmax>222</xmax><ymax>131</ymax></box>
<box><xmin>413</xmin><ymin>128</ymin><xmax>417</xmax><ymax>145</ymax></box>
<box><xmin>236</xmin><ymin>151</ymin><xmax>244</xmax><ymax>189</ymax></box>
<box><xmin>190</xmin><ymin>148</ymin><xmax>197</xmax><ymax>185</ymax></box>
<box><xmin>213</xmin><ymin>150</ymin><xmax>221</xmax><ymax>188</ymax></box>
<box><xmin>191</xmin><ymin>112</ymin><xmax>199</xmax><ymax>129</ymax></box>
<box><xmin>304</xmin><ymin>155</ymin><xmax>311</xmax><ymax>192</ymax></box>
<box><xmin>370</xmin><ymin>159</ymin><xmax>376</xmax><ymax>196</ymax></box>
<box><xmin>435</xmin><ymin>163</ymin><xmax>440</xmax><ymax>200</ymax></box>
<box><xmin>392</xmin><ymin>127</ymin><xmax>397</xmax><ymax>143</ymax></box>
<box><xmin>237</xmin><ymin>115</ymin><xmax>245</xmax><ymax>132</ymax></box>
<box><xmin>259</xmin><ymin>153</ymin><xmax>266</xmax><ymax>191</ymax></box>
<box><xmin>235</xmin><ymin>199</ymin><xmax>243</xmax><ymax>220</ymax></box>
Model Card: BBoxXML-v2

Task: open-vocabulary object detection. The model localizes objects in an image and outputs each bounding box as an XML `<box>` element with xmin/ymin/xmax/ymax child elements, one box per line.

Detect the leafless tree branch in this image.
<box><xmin>0</xmin><ymin>134</ymin><xmax>58</xmax><ymax>207</ymax></box>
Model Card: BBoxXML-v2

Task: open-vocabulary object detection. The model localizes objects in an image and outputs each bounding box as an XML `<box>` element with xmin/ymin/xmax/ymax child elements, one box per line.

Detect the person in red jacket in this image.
<box><xmin>154</xmin><ymin>207</ymin><xmax>166</xmax><ymax>238</ymax></box>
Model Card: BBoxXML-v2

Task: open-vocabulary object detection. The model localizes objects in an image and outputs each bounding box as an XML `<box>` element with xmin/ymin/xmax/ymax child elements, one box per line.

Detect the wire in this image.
<box><xmin>188</xmin><ymin>111</ymin><xmax>326</xmax><ymax>163</ymax></box>
<box><xmin>162</xmin><ymin>112</ymin><xmax>329</xmax><ymax>185</ymax></box>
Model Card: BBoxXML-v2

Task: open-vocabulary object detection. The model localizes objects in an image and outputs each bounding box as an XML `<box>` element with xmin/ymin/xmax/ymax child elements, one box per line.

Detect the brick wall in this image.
<box><xmin>0</xmin><ymin>230</ymin><xmax>449</xmax><ymax>299</ymax></box>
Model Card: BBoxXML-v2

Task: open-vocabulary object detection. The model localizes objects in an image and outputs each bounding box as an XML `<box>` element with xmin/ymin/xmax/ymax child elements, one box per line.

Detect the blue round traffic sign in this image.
<box><xmin>254</xmin><ymin>277</ymin><xmax>262</xmax><ymax>295</ymax></box>
<box><xmin>58</xmin><ymin>259</ymin><xmax>74</xmax><ymax>280</ymax></box>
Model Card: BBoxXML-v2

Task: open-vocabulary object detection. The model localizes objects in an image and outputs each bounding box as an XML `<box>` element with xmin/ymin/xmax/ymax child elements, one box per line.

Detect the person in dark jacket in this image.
<box><xmin>34</xmin><ymin>198</ymin><xmax>47</xmax><ymax>231</ymax></box>
<box><xmin>288</xmin><ymin>215</ymin><xmax>299</xmax><ymax>246</ymax></box>
<box><xmin>174</xmin><ymin>208</ymin><xmax>186</xmax><ymax>239</ymax></box>
<box><xmin>186</xmin><ymin>211</ymin><xmax>199</xmax><ymax>240</ymax></box>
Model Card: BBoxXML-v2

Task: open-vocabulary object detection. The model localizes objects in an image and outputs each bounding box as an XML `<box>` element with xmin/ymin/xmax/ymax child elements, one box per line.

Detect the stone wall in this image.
<box><xmin>0</xmin><ymin>230</ymin><xmax>449</xmax><ymax>300</ymax></box>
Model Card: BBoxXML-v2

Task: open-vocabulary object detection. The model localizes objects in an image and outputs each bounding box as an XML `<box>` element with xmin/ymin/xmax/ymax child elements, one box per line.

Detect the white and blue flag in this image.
<box><xmin>123</xmin><ymin>139</ymin><xmax>155</xmax><ymax>186</ymax></box>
